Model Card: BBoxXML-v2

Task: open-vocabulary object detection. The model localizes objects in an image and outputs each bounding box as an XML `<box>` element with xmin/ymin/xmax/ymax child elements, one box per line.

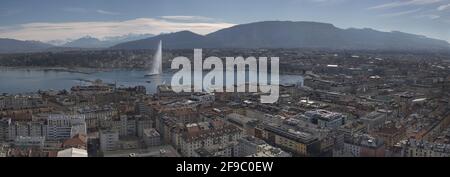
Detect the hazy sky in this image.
<box><xmin>0</xmin><ymin>0</ymin><xmax>449</xmax><ymax>42</ymax></box>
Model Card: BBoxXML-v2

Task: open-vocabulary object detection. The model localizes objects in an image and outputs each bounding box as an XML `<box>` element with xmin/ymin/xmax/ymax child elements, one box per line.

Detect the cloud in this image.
<box><xmin>379</xmin><ymin>8</ymin><xmax>422</xmax><ymax>17</ymax></box>
<box><xmin>160</xmin><ymin>16</ymin><xmax>215</xmax><ymax>22</ymax></box>
<box><xmin>416</xmin><ymin>14</ymin><xmax>440</xmax><ymax>19</ymax></box>
<box><xmin>63</xmin><ymin>8</ymin><xmax>120</xmax><ymax>15</ymax></box>
<box><xmin>369</xmin><ymin>0</ymin><xmax>442</xmax><ymax>10</ymax></box>
<box><xmin>96</xmin><ymin>10</ymin><xmax>120</xmax><ymax>15</ymax></box>
<box><xmin>0</xmin><ymin>18</ymin><xmax>235</xmax><ymax>42</ymax></box>
<box><xmin>437</xmin><ymin>4</ymin><xmax>450</xmax><ymax>10</ymax></box>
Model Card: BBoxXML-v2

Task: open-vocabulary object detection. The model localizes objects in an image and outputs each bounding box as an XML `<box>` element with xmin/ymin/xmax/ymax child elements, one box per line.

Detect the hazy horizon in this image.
<box><xmin>0</xmin><ymin>0</ymin><xmax>449</xmax><ymax>42</ymax></box>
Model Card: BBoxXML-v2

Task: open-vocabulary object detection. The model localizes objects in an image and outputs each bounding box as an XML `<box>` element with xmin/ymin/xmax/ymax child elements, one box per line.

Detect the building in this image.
<box><xmin>116</xmin><ymin>114</ymin><xmax>153</xmax><ymax>138</ymax></box>
<box><xmin>248</xmin><ymin>144</ymin><xmax>291</xmax><ymax>157</ymax></box>
<box><xmin>373</xmin><ymin>125</ymin><xmax>406</xmax><ymax>148</ymax></box>
<box><xmin>137</xmin><ymin>118</ymin><xmax>153</xmax><ymax>137</ymax></box>
<box><xmin>157</xmin><ymin>84</ymin><xmax>191</xmax><ymax>97</ymax></box>
<box><xmin>14</xmin><ymin>136</ymin><xmax>45</xmax><ymax>148</ymax></box>
<box><xmin>226</xmin><ymin>113</ymin><xmax>259</xmax><ymax>136</ymax></box>
<box><xmin>235</xmin><ymin>136</ymin><xmax>267</xmax><ymax>157</ymax></box>
<box><xmin>77</xmin><ymin>105</ymin><xmax>117</xmax><ymax>129</ymax></box>
<box><xmin>338</xmin><ymin>121</ymin><xmax>367</xmax><ymax>139</ymax></box>
<box><xmin>99</xmin><ymin>130</ymin><xmax>119</xmax><ymax>152</ymax></box>
<box><xmin>117</xmin><ymin>86</ymin><xmax>147</xmax><ymax>95</ymax></box>
<box><xmin>401</xmin><ymin>139</ymin><xmax>450</xmax><ymax>157</ymax></box>
<box><xmin>57</xmin><ymin>148</ymin><xmax>88</xmax><ymax>157</ymax></box>
<box><xmin>235</xmin><ymin>136</ymin><xmax>291</xmax><ymax>157</ymax></box>
<box><xmin>305</xmin><ymin>109</ymin><xmax>345</xmax><ymax>129</ymax></box>
<box><xmin>70</xmin><ymin>84</ymin><xmax>113</xmax><ymax>94</ymax></box>
<box><xmin>0</xmin><ymin>118</ymin><xmax>11</xmax><ymax>141</ymax></box>
<box><xmin>159</xmin><ymin>103</ymin><xmax>201</xmax><ymax>124</ymax></box>
<box><xmin>155</xmin><ymin>115</ymin><xmax>184</xmax><ymax>148</ymax></box>
<box><xmin>62</xmin><ymin>134</ymin><xmax>87</xmax><ymax>149</ymax></box>
<box><xmin>7</xmin><ymin>120</ymin><xmax>46</xmax><ymax>141</ymax></box>
<box><xmin>193</xmin><ymin>142</ymin><xmax>237</xmax><ymax>157</ymax></box>
<box><xmin>360</xmin><ymin>110</ymin><xmax>391</xmax><ymax>132</ymax></box>
<box><xmin>135</xmin><ymin>101</ymin><xmax>152</xmax><ymax>115</ymax></box>
<box><xmin>255</xmin><ymin>124</ymin><xmax>320</xmax><ymax>156</ymax></box>
<box><xmin>46</xmin><ymin>114</ymin><xmax>86</xmax><ymax>141</ymax></box>
<box><xmin>143</xmin><ymin>128</ymin><xmax>161</xmax><ymax>147</ymax></box>
<box><xmin>0</xmin><ymin>94</ymin><xmax>47</xmax><ymax>110</ymax></box>
<box><xmin>180</xmin><ymin>120</ymin><xmax>243</xmax><ymax>157</ymax></box>
<box><xmin>190</xmin><ymin>93</ymin><xmax>215</xmax><ymax>105</ymax></box>
<box><xmin>343</xmin><ymin>134</ymin><xmax>385</xmax><ymax>157</ymax></box>
<box><xmin>119</xmin><ymin>115</ymin><xmax>137</xmax><ymax>137</ymax></box>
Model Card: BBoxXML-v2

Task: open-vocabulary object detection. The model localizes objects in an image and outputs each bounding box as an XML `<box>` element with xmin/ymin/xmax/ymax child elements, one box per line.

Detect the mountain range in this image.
<box><xmin>0</xmin><ymin>38</ymin><xmax>53</xmax><ymax>54</ymax></box>
<box><xmin>0</xmin><ymin>34</ymin><xmax>155</xmax><ymax>53</ymax></box>
<box><xmin>62</xmin><ymin>34</ymin><xmax>155</xmax><ymax>48</ymax></box>
<box><xmin>1</xmin><ymin>21</ymin><xmax>449</xmax><ymax>54</ymax></box>
<box><xmin>112</xmin><ymin>21</ymin><xmax>450</xmax><ymax>51</ymax></box>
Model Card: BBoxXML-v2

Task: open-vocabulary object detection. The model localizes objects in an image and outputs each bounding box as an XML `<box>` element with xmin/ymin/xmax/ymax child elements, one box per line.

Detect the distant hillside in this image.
<box><xmin>42</xmin><ymin>47</ymin><xmax>105</xmax><ymax>53</ymax></box>
<box><xmin>112</xmin><ymin>21</ymin><xmax>450</xmax><ymax>51</ymax></box>
<box><xmin>63</xmin><ymin>34</ymin><xmax>154</xmax><ymax>48</ymax></box>
<box><xmin>111</xmin><ymin>31</ymin><xmax>220</xmax><ymax>49</ymax></box>
<box><xmin>63</xmin><ymin>36</ymin><xmax>104</xmax><ymax>48</ymax></box>
<box><xmin>0</xmin><ymin>38</ymin><xmax>54</xmax><ymax>54</ymax></box>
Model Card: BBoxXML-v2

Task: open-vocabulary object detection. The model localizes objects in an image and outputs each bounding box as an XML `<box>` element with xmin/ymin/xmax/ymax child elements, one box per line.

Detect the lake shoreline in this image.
<box><xmin>0</xmin><ymin>67</ymin><xmax>304</xmax><ymax>94</ymax></box>
<box><xmin>0</xmin><ymin>66</ymin><xmax>148</xmax><ymax>74</ymax></box>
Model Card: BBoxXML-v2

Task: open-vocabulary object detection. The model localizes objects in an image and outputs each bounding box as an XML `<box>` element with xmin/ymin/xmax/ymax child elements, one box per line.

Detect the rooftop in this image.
<box><xmin>262</xmin><ymin>123</ymin><xmax>318</xmax><ymax>144</ymax></box>
<box><xmin>143</xmin><ymin>128</ymin><xmax>160</xmax><ymax>137</ymax></box>
<box><xmin>305</xmin><ymin>109</ymin><xmax>344</xmax><ymax>121</ymax></box>
<box><xmin>57</xmin><ymin>148</ymin><xmax>88</xmax><ymax>157</ymax></box>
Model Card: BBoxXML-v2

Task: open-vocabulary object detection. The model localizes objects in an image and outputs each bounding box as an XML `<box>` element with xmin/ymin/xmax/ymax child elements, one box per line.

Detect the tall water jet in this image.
<box><xmin>146</xmin><ymin>40</ymin><xmax>162</xmax><ymax>76</ymax></box>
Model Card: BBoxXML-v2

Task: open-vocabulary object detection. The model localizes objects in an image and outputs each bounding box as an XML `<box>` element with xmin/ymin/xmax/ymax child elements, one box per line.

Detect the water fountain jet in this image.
<box><xmin>145</xmin><ymin>40</ymin><xmax>162</xmax><ymax>76</ymax></box>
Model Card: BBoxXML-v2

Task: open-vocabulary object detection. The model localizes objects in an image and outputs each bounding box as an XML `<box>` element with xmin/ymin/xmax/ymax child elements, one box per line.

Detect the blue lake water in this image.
<box><xmin>0</xmin><ymin>68</ymin><xmax>303</xmax><ymax>94</ymax></box>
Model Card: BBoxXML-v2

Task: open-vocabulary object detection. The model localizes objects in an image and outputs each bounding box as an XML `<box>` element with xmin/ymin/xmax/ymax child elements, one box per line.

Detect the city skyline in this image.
<box><xmin>0</xmin><ymin>0</ymin><xmax>449</xmax><ymax>42</ymax></box>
